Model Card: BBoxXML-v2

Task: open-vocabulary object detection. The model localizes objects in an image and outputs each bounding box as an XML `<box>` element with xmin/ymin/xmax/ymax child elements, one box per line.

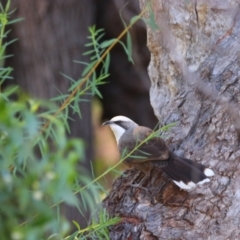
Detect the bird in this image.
<box><xmin>103</xmin><ymin>115</ymin><xmax>214</xmax><ymax>190</ymax></box>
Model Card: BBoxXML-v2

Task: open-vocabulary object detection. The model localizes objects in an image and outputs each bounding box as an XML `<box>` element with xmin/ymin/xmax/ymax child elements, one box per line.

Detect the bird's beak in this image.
<box><xmin>102</xmin><ymin>121</ymin><xmax>111</xmax><ymax>126</ymax></box>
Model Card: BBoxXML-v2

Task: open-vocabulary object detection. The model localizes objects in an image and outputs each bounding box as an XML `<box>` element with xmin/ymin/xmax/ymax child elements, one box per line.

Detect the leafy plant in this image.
<box><xmin>0</xmin><ymin>1</ymin><xmax>109</xmax><ymax>239</ymax></box>
<box><xmin>0</xmin><ymin>0</ymin><xmax>22</xmax><ymax>92</ymax></box>
<box><xmin>0</xmin><ymin>0</ymin><xmax>160</xmax><ymax>239</ymax></box>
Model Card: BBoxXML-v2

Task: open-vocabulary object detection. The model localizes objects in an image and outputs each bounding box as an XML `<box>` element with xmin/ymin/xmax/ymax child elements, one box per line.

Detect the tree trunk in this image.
<box><xmin>103</xmin><ymin>1</ymin><xmax>240</xmax><ymax>239</ymax></box>
<box><xmin>5</xmin><ymin>0</ymin><xmax>95</xmax><ymax>228</ymax></box>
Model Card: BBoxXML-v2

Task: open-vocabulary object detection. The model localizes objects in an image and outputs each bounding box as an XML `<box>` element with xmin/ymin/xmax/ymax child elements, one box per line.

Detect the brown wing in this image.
<box><xmin>118</xmin><ymin>126</ymin><xmax>169</xmax><ymax>164</ymax></box>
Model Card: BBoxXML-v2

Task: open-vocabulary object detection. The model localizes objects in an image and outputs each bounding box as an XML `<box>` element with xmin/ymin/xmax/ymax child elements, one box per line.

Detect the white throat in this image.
<box><xmin>109</xmin><ymin>124</ymin><xmax>126</xmax><ymax>144</ymax></box>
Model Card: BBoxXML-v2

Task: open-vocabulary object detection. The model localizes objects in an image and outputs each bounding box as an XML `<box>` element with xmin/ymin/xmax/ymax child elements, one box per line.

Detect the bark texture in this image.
<box><xmin>103</xmin><ymin>1</ymin><xmax>240</xmax><ymax>239</ymax></box>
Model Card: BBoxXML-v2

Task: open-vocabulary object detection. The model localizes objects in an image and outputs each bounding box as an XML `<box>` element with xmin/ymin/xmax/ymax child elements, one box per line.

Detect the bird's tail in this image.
<box><xmin>153</xmin><ymin>153</ymin><xmax>214</xmax><ymax>190</ymax></box>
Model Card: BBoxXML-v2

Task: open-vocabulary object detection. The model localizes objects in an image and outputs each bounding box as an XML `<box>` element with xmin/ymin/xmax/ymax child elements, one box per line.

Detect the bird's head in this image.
<box><xmin>103</xmin><ymin>116</ymin><xmax>138</xmax><ymax>143</ymax></box>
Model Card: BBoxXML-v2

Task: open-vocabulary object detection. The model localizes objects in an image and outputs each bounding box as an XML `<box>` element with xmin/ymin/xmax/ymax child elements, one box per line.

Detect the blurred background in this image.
<box><xmin>4</xmin><ymin>0</ymin><xmax>157</xmax><ymax>227</ymax></box>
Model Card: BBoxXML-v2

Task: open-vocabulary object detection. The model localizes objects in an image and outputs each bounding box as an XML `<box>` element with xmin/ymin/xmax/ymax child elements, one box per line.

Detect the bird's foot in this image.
<box><xmin>126</xmin><ymin>174</ymin><xmax>150</xmax><ymax>192</ymax></box>
<box><xmin>127</xmin><ymin>183</ymin><xmax>148</xmax><ymax>192</ymax></box>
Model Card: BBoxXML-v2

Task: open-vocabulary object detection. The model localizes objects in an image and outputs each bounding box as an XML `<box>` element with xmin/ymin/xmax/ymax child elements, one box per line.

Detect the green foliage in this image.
<box><xmin>141</xmin><ymin>2</ymin><xmax>159</xmax><ymax>31</ymax></box>
<box><xmin>0</xmin><ymin>1</ymin><xmax>120</xmax><ymax>239</ymax></box>
<box><xmin>0</xmin><ymin>0</ymin><xmax>23</xmax><ymax>87</ymax></box>
<box><xmin>119</xmin><ymin>3</ymin><xmax>133</xmax><ymax>63</ymax></box>
<box><xmin>0</xmin><ymin>1</ymin><xmax>163</xmax><ymax>239</ymax></box>
<box><xmin>0</xmin><ymin>91</ymin><xmax>89</xmax><ymax>239</ymax></box>
<box><xmin>66</xmin><ymin>209</ymin><xmax>120</xmax><ymax>240</ymax></box>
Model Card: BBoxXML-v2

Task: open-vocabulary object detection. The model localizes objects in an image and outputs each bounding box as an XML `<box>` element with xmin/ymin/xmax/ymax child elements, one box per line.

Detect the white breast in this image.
<box><xmin>109</xmin><ymin>124</ymin><xmax>126</xmax><ymax>144</ymax></box>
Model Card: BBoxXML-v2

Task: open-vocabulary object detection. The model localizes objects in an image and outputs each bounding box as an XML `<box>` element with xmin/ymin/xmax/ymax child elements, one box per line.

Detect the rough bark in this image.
<box><xmin>103</xmin><ymin>1</ymin><xmax>240</xmax><ymax>239</ymax></box>
<box><xmin>5</xmin><ymin>0</ymin><xmax>95</xmax><ymax>227</ymax></box>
